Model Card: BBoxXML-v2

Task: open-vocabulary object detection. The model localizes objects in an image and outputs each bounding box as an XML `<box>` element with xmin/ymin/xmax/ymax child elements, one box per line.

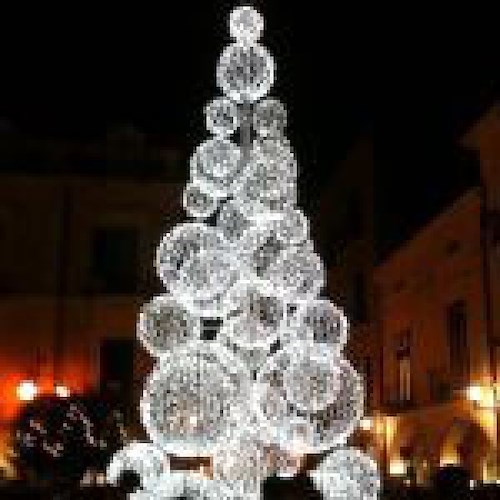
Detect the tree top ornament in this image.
<box><xmin>107</xmin><ymin>5</ymin><xmax>381</xmax><ymax>499</ymax></box>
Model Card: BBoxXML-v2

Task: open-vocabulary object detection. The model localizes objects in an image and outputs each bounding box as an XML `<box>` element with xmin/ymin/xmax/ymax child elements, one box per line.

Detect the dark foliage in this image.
<box><xmin>12</xmin><ymin>392</ymin><xmax>126</xmax><ymax>487</ymax></box>
<box><xmin>431</xmin><ymin>465</ymin><xmax>472</xmax><ymax>500</ymax></box>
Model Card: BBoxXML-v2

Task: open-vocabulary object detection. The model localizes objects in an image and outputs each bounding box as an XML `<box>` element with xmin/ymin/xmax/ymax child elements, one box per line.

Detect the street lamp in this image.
<box><xmin>16</xmin><ymin>380</ymin><xmax>38</xmax><ymax>402</ymax></box>
<box><xmin>54</xmin><ymin>383</ymin><xmax>71</xmax><ymax>398</ymax></box>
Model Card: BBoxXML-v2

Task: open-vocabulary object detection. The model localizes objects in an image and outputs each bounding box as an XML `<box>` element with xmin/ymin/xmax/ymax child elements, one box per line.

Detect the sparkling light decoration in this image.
<box><xmin>108</xmin><ymin>5</ymin><xmax>380</xmax><ymax>499</ymax></box>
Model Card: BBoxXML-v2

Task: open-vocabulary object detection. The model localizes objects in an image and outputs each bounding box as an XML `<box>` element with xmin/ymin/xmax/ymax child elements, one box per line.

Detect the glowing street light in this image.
<box><xmin>467</xmin><ymin>384</ymin><xmax>487</xmax><ymax>405</ymax></box>
<box><xmin>16</xmin><ymin>380</ymin><xmax>38</xmax><ymax>402</ymax></box>
<box><xmin>389</xmin><ymin>458</ymin><xmax>408</xmax><ymax>477</ymax></box>
<box><xmin>54</xmin><ymin>384</ymin><xmax>71</xmax><ymax>398</ymax></box>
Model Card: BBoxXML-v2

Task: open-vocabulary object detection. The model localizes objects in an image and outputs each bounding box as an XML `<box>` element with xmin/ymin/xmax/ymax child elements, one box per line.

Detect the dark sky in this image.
<box><xmin>0</xmin><ymin>1</ymin><xmax>498</xmax><ymax>236</ymax></box>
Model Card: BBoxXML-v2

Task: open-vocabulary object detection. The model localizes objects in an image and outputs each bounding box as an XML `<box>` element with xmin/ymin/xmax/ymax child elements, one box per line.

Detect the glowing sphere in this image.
<box><xmin>140</xmin><ymin>343</ymin><xmax>251</xmax><ymax>456</ymax></box>
<box><xmin>137</xmin><ymin>294</ymin><xmax>201</xmax><ymax>357</ymax></box>
<box><xmin>253</xmin><ymin>98</ymin><xmax>287</xmax><ymax>138</ymax></box>
<box><xmin>237</xmin><ymin>139</ymin><xmax>297</xmax><ymax>215</ymax></box>
<box><xmin>212</xmin><ymin>433</ymin><xmax>270</xmax><ymax>500</ymax></box>
<box><xmin>263</xmin><ymin>243</ymin><xmax>325</xmax><ymax>300</ymax></box>
<box><xmin>205</xmin><ymin>97</ymin><xmax>239</xmax><ymax>137</ymax></box>
<box><xmin>282</xmin><ymin>344</ymin><xmax>342</xmax><ymax>413</ymax></box>
<box><xmin>272</xmin><ymin>207</ymin><xmax>309</xmax><ymax>245</ymax></box>
<box><xmin>290</xmin><ymin>298</ymin><xmax>349</xmax><ymax>348</ymax></box>
<box><xmin>155</xmin><ymin>222</ymin><xmax>226</xmax><ymax>290</ymax></box>
<box><xmin>255</xmin><ymin>345</ymin><xmax>365</xmax><ymax>453</ymax></box>
<box><xmin>216</xmin><ymin>199</ymin><xmax>252</xmax><ymax>244</ymax></box>
<box><xmin>175</xmin><ymin>249</ymin><xmax>241</xmax><ymax>316</ymax></box>
<box><xmin>131</xmin><ymin>471</ymin><xmax>236</xmax><ymax>500</ymax></box>
<box><xmin>229</xmin><ymin>6</ymin><xmax>264</xmax><ymax>44</ymax></box>
<box><xmin>219</xmin><ymin>281</ymin><xmax>284</xmax><ymax>349</ymax></box>
<box><xmin>309</xmin><ymin>447</ymin><xmax>381</xmax><ymax>500</ymax></box>
<box><xmin>190</xmin><ymin>137</ymin><xmax>242</xmax><ymax>197</ymax></box>
<box><xmin>106</xmin><ymin>441</ymin><xmax>168</xmax><ymax>492</ymax></box>
<box><xmin>217</xmin><ymin>43</ymin><xmax>275</xmax><ymax>103</ymax></box>
<box><xmin>238</xmin><ymin>221</ymin><xmax>285</xmax><ymax>279</ymax></box>
<box><xmin>183</xmin><ymin>181</ymin><xmax>219</xmax><ymax>219</ymax></box>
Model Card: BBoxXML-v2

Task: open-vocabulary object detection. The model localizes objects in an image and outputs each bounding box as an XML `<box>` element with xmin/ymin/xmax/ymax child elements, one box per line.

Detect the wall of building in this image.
<box><xmin>373</xmin><ymin>188</ymin><xmax>497</xmax><ymax>481</ymax></box>
<box><xmin>462</xmin><ymin>104</ymin><xmax>500</xmax><ymax>372</ymax></box>
<box><xmin>0</xmin><ymin>175</ymin><xmax>182</xmax><ymax>423</ymax></box>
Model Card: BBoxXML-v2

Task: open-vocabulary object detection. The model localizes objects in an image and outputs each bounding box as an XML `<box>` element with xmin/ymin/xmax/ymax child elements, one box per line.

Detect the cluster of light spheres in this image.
<box><xmin>108</xmin><ymin>6</ymin><xmax>380</xmax><ymax>499</ymax></box>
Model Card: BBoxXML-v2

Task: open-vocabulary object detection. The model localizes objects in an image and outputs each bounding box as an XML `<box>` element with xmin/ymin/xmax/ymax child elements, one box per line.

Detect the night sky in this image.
<box><xmin>0</xmin><ymin>1</ymin><xmax>498</xmax><ymax>244</ymax></box>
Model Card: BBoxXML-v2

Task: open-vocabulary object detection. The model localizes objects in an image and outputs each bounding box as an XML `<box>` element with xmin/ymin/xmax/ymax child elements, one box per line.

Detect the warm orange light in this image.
<box><xmin>467</xmin><ymin>384</ymin><xmax>483</xmax><ymax>404</ymax></box>
<box><xmin>54</xmin><ymin>384</ymin><xmax>71</xmax><ymax>398</ymax></box>
<box><xmin>389</xmin><ymin>458</ymin><xmax>407</xmax><ymax>476</ymax></box>
<box><xmin>440</xmin><ymin>453</ymin><xmax>460</xmax><ymax>467</ymax></box>
<box><xmin>16</xmin><ymin>380</ymin><xmax>38</xmax><ymax>402</ymax></box>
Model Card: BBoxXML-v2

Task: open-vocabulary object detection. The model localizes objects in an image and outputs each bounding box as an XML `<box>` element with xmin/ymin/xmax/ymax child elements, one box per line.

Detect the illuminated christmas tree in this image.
<box><xmin>107</xmin><ymin>6</ymin><xmax>381</xmax><ymax>499</ymax></box>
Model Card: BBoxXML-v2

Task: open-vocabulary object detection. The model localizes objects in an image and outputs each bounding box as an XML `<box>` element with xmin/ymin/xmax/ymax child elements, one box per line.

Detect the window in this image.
<box><xmin>398</xmin><ymin>356</ymin><xmax>411</xmax><ymax>403</ymax></box>
<box><xmin>427</xmin><ymin>368</ymin><xmax>451</xmax><ymax>403</ymax></box>
<box><xmin>99</xmin><ymin>338</ymin><xmax>134</xmax><ymax>410</ymax></box>
<box><xmin>396</xmin><ymin>329</ymin><xmax>412</xmax><ymax>403</ymax></box>
<box><xmin>91</xmin><ymin>227</ymin><xmax>138</xmax><ymax>293</ymax></box>
<box><xmin>447</xmin><ymin>299</ymin><xmax>469</xmax><ymax>381</ymax></box>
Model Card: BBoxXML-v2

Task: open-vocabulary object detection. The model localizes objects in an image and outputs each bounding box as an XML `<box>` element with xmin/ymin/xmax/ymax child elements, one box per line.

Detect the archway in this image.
<box><xmin>439</xmin><ymin>418</ymin><xmax>493</xmax><ymax>480</ymax></box>
<box><xmin>399</xmin><ymin>430</ymin><xmax>434</xmax><ymax>486</ymax></box>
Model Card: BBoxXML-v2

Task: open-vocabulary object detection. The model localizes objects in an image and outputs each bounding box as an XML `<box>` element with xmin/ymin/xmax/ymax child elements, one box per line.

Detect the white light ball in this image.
<box><xmin>272</xmin><ymin>207</ymin><xmax>309</xmax><ymax>245</ymax></box>
<box><xmin>140</xmin><ymin>343</ymin><xmax>251</xmax><ymax>456</ymax></box>
<box><xmin>155</xmin><ymin>222</ymin><xmax>226</xmax><ymax>290</ymax></box>
<box><xmin>212</xmin><ymin>433</ymin><xmax>270</xmax><ymax>500</ymax></box>
<box><xmin>229</xmin><ymin>6</ymin><xmax>264</xmax><ymax>44</ymax></box>
<box><xmin>310</xmin><ymin>447</ymin><xmax>381</xmax><ymax>500</ymax></box>
<box><xmin>263</xmin><ymin>242</ymin><xmax>325</xmax><ymax>300</ymax></box>
<box><xmin>205</xmin><ymin>97</ymin><xmax>239</xmax><ymax>137</ymax></box>
<box><xmin>183</xmin><ymin>181</ymin><xmax>220</xmax><ymax>219</ymax></box>
<box><xmin>238</xmin><ymin>221</ymin><xmax>285</xmax><ymax>279</ymax></box>
<box><xmin>190</xmin><ymin>137</ymin><xmax>242</xmax><ymax>197</ymax></box>
<box><xmin>217</xmin><ymin>43</ymin><xmax>275</xmax><ymax>103</ymax></box>
<box><xmin>228</xmin><ymin>342</ymin><xmax>271</xmax><ymax>374</ymax></box>
<box><xmin>255</xmin><ymin>346</ymin><xmax>365</xmax><ymax>453</ymax></box>
<box><xmin>132</xmin><ymin>471</ymin><xmax>236</xmax><ymax>500</ymax></box>
<box><xmin>253</xmin><ymin>98</ymin><xmax>287</xmax><ymax>138</ymax></box>
<box><xmin>220</xmin><ymin>281</ymin><xmax>284</xmax><ymax>350</ymax></box>
<box><xmin>290</xmin><ymin>298</ymin><xmax>349</xmax><ymax>348</ymax></box>
<box><xmin>282</xmin><ymin>344</ymin><xmax>341</xmax><ymax>413</ymax></box>
<box><xmin>216</xmin><ymin>199</ymin><xmax>252</xmax><ymax>244</ymax></box>
<box><xmin>137</xmin><ymin>294</ymin><xmax>201</xmax><ymax>357</ymax></box>
<box><xmin>175</xmin><ymin>249</ymin><xmax>241</xmax><ymax>316</ymax></box>
<box><xmin>237</xmin><ymin>139</ymin><xmax>297</xmax><ymax>215</ymax></box>
<box><xmin>106</xmin><ymin>441</ymin><xmax>168</xmax><ymax>492</ymax></box>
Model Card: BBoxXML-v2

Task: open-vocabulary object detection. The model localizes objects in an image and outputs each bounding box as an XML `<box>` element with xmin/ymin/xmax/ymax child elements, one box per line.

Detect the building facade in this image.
<box><xmin>367</xmin><ymin>103</ymin><xmax>500</xmax><ymax>484</ymax></box>
<box><xmin>0</xmin><ymin>130</ymin><xmax>184</xmax><ymax>466</ymax></box>
<box><xmin>374</xmin><ymin>188</ymin><xmax>494</xmax><ymax>483</ymax></box>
